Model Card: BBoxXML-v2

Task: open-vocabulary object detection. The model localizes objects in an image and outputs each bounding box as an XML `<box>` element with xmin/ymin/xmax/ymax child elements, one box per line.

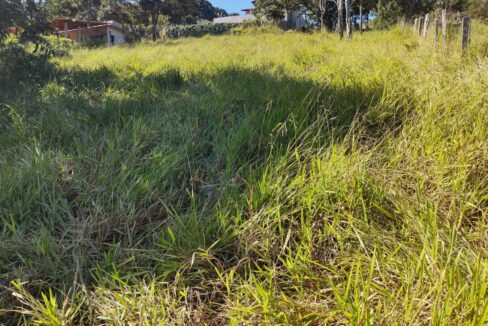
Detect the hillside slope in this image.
<box><xmin>1</xmin><ymin>26</ymin><xmax>488</xmax><ymax>324</ymax></box>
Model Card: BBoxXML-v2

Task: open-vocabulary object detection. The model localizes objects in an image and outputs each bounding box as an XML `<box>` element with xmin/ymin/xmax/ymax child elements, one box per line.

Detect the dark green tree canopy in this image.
<box><xmin>3</xmin><ymin>0</ymin><xmax>485</xmax><ymax>46</ymax></box>
<box><xmin>0</xmin><ymin>0</ymin><xmax>22</xmax><ymax>41</ymax></box>
<box><xmin>1</xmin><ymin>0</ymin><xmax>51</xmax><ymax>45</ymax></box>
<box><xmin>255</xmin><ymin>0</ymin><xmax>482</xmax><ymax>30</ymax></box>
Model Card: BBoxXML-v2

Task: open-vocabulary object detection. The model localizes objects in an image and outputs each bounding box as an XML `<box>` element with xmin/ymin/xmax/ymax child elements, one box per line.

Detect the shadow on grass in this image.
<box><xmin>0</xmin><ymin>63</ymin><xmax>412</xmax><ymax>323</ymax></box>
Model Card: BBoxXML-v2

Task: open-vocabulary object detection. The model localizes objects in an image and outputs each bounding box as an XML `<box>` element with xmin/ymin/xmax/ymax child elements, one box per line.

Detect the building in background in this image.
<box><xmin>213</xmin><ymin>1</ymin><xmax>258</xmax><ymax>24</ymax></box>
<box><xmin>213</xmin><ymin>3</ymin><xmax>312</xmax><ymax>30</ymax></box>
<box><xmin>213</xmin><ymin>10</ymin><xmax>257</xmax><ymax>24</ymax></box>
<box><xmin>51</xmin><ymin>18</ymin><xmax>125</xmax><ymax>45</ymax></box>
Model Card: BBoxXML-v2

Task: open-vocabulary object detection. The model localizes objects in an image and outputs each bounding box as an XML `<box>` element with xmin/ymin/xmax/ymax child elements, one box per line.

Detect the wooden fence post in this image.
<box><xmin>434</xmin><ymin>18</ymin><xmax>439</xmax><ymax>47</ymax></box>
<box><xmin>461</xmin><ymin>16</ymin><xmax>471</xmax><ymax>55</ymax></box>
<box><xmin>441</xmin><ymin>9</ymin><xmax>447</xmax><ymax>48</ymax></box>
<box><xmin>423</xmin><ymin>14</ymin><xmax>430</xmax><ymax>39</ymax></box>
<box><xmin>414</xmin><ymin>18</ymin><xmax>418</xmax><ymax>33</ymax></box>
<box><xmin>418</xmin><ymin>17</ymin><xmax>424</xmax><ymax>36</ymax></box>
<box><xmin>424</xmin><ymin>14</ymin><xmax>430</xmax><ymax>39</ymax></box>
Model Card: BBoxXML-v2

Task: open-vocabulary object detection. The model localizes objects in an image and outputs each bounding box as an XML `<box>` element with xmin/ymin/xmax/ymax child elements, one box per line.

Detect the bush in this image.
<box><xmin>466</xmin><ymin>0</ymin><xmax>488</xmax><ymax>18</ymax></box>
<box><xmin>165</xmin><ymin>22</ymin><xmax>241</xmax><ymax>38</ymax></box>
<box><xmin>0</xmin><ymin>43</ymin><xmax>52</xmax><ymax>89</ymax></box>
<box><xmin>44</xmin><ymin>35</ymin><xmax>73</xmax><ymax>56</ymax></box>
<box><xmin>80</xmin><ymin>37</ymin><xmax>108</xmax><ymax>49</ymax></box>
<box><xmin>373</xmin><ymin>0</ymin><xmax>402</xmax><ymax>29</ymax></box>
<box><xmin>231</xmin><ymin>24</ymin><xmax>279</xmax><ymax>35</ymax></box>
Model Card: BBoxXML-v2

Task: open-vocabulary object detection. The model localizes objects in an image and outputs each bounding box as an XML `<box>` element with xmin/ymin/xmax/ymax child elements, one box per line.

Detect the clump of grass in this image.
<box><xmin>1</xmin><ymin>23</ymin><xmax>488</xmax><ymax>324</ymax></box>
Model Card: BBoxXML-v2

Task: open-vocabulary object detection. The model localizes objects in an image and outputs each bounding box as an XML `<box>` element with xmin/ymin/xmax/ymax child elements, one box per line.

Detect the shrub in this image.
<box><xmin>44</xmin><ymin>35</ymin><xmax>73</xmax><ymax>56</ymax></box>
<box><xmin>80</xmin><ymin>37</ymin><xmax>108</xmax><ymax>49</ymax></box>
<box><xmin>373</xmin><ymin>0</ymin><xmax>402</xmax><ymax>29</ymax></box>
<box><xmin>0</xmin><ymin>43</ymin><xmax>52</xmax><ymax>89</ymax></box>
<box><xmin>466</xmin><ymin>0</ymin><xmax>488</xmax><ymax>18</ymax></box>
<box><xmin>166</xmin><ymin>22</ymin><xmax>242</xmax><ymax>38</ymax></box>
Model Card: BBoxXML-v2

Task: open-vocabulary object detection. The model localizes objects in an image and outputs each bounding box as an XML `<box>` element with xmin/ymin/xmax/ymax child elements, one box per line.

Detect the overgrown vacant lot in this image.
<box><xmin>1</xmin><ymin>26</ymin><xmax>488</xmax><ymax>324</ymax></box>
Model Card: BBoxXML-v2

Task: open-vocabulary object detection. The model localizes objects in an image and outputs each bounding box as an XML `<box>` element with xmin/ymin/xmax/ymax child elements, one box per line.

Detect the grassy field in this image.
<box><xmin>1</xmin><ymin>24</ymin><xmax>488</xmax><ymax>324</ymax></box>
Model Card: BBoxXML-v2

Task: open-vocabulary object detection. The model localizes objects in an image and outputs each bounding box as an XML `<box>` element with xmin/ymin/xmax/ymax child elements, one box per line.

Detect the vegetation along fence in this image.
<box><xmin>410</xmin><ymin>10</ymin><xmax>473</xmax><ymax>55</ymax></box>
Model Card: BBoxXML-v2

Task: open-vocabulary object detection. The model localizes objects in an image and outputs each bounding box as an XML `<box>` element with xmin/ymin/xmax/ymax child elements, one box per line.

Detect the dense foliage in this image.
<box><xmin>42</xmin><ymin>0</ymin><xmax>228</xmax><ymax>39</ymax></box>
<box><xmin>0</xmin><ymin>43</ymin><xmax>51</xmax><ymax>88</ymax></box>
<box><xmin>0</xmin><ymin>1</ymin><xmax>54</xmax><ymax>91</ymax></box>
<box><xmin>0</xmin><ymin>0</ymin><xmax>51</xmax><ymax>46</ymax></box>
<box><xmin>1</xmin><ymin>0</ymin><xmax>229</xmax><ymax>43</ymax></box>
<box><xmin>2</xmin><ymin>0</ymin><xmax>486</xmax><ymax>44</ymax></box>
<box><xmin>466</xmin><ymin>0</ymin><xmax>488</xmax><ymax>17</ymax></box>
<box><xmin>0</xmin><ymin>0</ymin><xmax>21</xmax><ymax>41</ymax></box>
<box><xmin>256</xmin><ymin>0</ymin><xmax>488</xmax><ymax>30</ymax></box>
<box><xmin>40</xmin><ymin>0</ymin><xmax>227</xmax><ymax>23</ymax></box>
<box><xmin>1</xmin><ymin>23</ymin><xmax>488</xmax><ymax>324</ymax></box>
<box><xmin>374</xmin><ymin>0</ymin><xmax>403</xmax><ymax>29</ymax></box>
<box><xmin>165</xmin><ymin>22</ymin><xmax>240</xmax><ymax>38</ymax></box>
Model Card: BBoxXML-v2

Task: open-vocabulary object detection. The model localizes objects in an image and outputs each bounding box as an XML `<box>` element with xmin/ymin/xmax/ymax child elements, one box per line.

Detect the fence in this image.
<box><xmin>408</xmin><ymin>10</ymin><xmax>472</xmax><ymax>55</ymax></box>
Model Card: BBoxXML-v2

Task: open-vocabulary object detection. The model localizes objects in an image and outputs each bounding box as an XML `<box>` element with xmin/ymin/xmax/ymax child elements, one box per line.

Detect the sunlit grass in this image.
<box><xmin>1</xmin><ymin>24</ymin><xmax>488</xmax><ymax>324</ymax></box>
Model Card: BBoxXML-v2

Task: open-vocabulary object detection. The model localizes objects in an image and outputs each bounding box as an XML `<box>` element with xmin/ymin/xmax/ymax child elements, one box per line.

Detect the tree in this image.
<box><xmin>435</xmin><ymin>0</ymin><xmax>467</xmax><ymax>14</ymax></box>
<box><xmin>466</xmin><ymin>0</ymin><xmax>488</xmax><ymax>17</ymax></box>
<box><xmin>139</xmin><ymin>0</ymin><xmax>164</xmax><ymax>40</ymax></box>
<box><xmin>23</xmin><ymin>0</ymin><xmax>53</xmax><ymax>45</ymax></box>
<box><xmin>214</xmin><ymin>7</ymin><xmax>229</xmax><ymax>17</ymax></box>
<box><xmin>121</xmin><ymin>3</ymin><xmax>148</xmax><ymax>41</ymax></box>
<box><xmin>162</xmin><ymin>0</ymin><xmax>223</xmax><ymax>24</ymax></box>
<box><xmin>359</xmin><ymin>0</ymin><xmax>364</xmax><ymax>33</ymax></box>
<box><xmin>255</xmin><ymin>0</ymin><xmax>301</xmax><ymax>22</ymax></box>
<box><xmin>345</xmin><ymin>0</ymin><xmax>352</xmax><ymax>38</ymax></box>
<box><xmin>374</xmin><ymin>0</ymin><xmax>402</xmax><ymax>28</ymax></box>
<box><xmin>396</xmin><ymin>0</ymin><xmax>437</xmax><ymax>18</ymax></box>
<box><xmin>98</xmin><ymin>0</ymin><xmax>124</xmax><ymax>20</ymax></box>
<box><xmin>305</xmin><ymin>0</ymin><xmax>328</xmax><ymax>30</ymax></box>
<box><xmin>0</xmin><ymin>0</ymin><xmax>54</xmax><ymax>88</ymax></box>
<box><xmin>0</xmin><ymin>0</ymin><xmax>22</xmax><ymax>42</ymax></box>
<box><xmin>1</xmin><ymin>0</ymin><xmax>51</xmax><ymax>49</ymax></box>
<box><xmin>43</xmin><ymin>0</ymin><xmax>79</xmax><ymax>19</ymax></box>
<box><xmin>96</xmin><ymin>0</ymin><xmax>148</xmax><ymax>41</ymax></box>
<box><xmin>337</xmin><ymin>0</ymin><xmax>344</xmax><ymax>38</ymax></box>
<box><xmin>196</xmin><ymin>0</ymin><xmax>222</xmax><ymax>21</ymax></box>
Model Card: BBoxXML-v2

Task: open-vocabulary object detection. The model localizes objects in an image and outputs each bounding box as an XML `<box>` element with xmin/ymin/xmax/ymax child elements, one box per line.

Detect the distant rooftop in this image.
<box><xmin>51</xmin><ymin>17</ymin><xmax>123</xmax><ymax>31</ymax></box>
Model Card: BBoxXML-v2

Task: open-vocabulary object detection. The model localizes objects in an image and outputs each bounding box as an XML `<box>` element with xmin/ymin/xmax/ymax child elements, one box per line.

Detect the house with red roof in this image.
<box><xmin>51</xmin><ymin>18</ymin><xmax>126</xmax><ymax>45</ymax></box>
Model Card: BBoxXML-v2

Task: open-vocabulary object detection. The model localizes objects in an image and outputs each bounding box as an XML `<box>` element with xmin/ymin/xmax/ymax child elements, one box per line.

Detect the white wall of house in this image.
<box><xmin>107</xmin><ymin>27</ymin><xmax>125</xmax><ymax>44</ymax></box>
<box><xmin>213</xmin><ymin>14</ymin><xmax>256</xmax><ymax>24</ymax></box>
<box><xmin>213</xmin><ymin>11</ymin><xmax>310</xmax><ymax>30</ymax></box>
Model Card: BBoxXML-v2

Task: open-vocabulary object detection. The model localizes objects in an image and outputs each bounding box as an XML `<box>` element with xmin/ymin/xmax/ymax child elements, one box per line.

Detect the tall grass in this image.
<box><xmin>1</xmin><ymin>24</ymin><xmax>488</xmax><ymax>324</ymax></box>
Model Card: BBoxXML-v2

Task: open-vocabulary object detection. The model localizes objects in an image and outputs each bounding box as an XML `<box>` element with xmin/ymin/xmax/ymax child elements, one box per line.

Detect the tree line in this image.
<box><xmin>1</xmin><ymin>0</ymin><xmax>230</xmax><ymax>44</ymax></box>
<box><xmin>1</xmin><ymin>0</ymin><xmax>486</xmax><ymax>47</ymax></box>
<box><xmin>255</xmin><ymin>0</ymin><xmax>487</xmax><ymax>31</ymax></box>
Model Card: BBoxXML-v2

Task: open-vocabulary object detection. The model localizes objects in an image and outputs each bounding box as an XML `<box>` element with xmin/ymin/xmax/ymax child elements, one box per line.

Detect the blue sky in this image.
<box><xmin>210</xmin><ymin>0</ymin><xmax>254</xmax><ymax>14</ymax></box>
